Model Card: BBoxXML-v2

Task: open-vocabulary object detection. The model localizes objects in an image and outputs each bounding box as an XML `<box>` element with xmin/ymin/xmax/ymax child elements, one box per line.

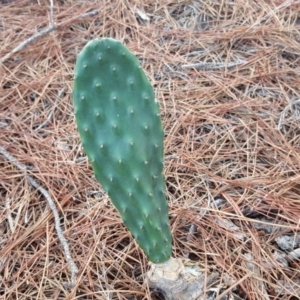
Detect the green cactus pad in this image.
<box><xmin>73</xmin><ymin>38</ymin><xmax>172</xmax><ymax>263</ymax></box>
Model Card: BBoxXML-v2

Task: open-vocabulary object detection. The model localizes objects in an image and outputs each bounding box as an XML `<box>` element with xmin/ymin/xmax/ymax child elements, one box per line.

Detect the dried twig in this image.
<box><xmin>1</xmin><ymin>26</ymin><xmax>56</xmax><ymax>64</ymax></box>
<box><xmin>0</xmin><ymin>146</ymin><xmax>78</xmax><ymax>287</ymax></box>
<box><xmin>181</xmin><ymin>59</ymin><xmax>246</xmax><ymax>70</ymax></box>
<box><xmin>0</xmin><ymin>9</ymin><xmax>99</xmax><ymax>64</ymax></box>
<box><xmin>49</xmin><ymin>0</ymin><xmax>54</xmax><ymax>26</ymax></box>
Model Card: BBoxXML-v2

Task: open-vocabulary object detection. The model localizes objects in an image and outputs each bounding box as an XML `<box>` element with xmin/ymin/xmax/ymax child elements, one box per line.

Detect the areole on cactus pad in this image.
<box><xmin>72</xmin><ymin>38</ymin><xmax>172</xmax><ymax>263</ymax></box>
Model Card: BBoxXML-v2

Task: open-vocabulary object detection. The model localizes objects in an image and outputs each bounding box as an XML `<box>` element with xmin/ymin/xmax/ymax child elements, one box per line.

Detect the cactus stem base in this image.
<box><xmin>146</xmin><ymin>257</ymin><xmax>219</xmax><ymax>300</ymax></box>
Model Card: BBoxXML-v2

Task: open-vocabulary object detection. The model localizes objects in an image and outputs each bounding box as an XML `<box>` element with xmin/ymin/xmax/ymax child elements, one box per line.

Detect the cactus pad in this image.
<box><xmin>73</xmin><ymin>38</ymin><xmax>172</xmax><ymax>263</ymax></box>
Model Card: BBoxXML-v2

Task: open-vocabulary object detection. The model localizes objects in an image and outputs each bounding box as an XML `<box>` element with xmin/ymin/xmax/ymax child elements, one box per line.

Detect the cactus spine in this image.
<box><xmin>72</xmin><ymin>38</ymin><xmax>172</xmax><ymax>263</ymax></box>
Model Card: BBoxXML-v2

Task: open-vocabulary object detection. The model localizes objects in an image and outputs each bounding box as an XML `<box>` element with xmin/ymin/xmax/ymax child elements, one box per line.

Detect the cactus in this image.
<box><xmin>72</xmin><ymin>38</ymin><xmax>172</xmax><ymax>263</ymax></box>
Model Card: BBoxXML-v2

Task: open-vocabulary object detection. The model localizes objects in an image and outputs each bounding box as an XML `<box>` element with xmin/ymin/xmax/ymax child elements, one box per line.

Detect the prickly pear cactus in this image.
<box><xmin>73</xmin><ymin>38</ymin><xmax>172</xmax><ymax>263</ymax></box>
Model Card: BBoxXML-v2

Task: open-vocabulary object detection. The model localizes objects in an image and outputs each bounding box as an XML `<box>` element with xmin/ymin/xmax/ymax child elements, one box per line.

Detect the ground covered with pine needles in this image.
<box><xmin>1</xmin><ymin>1</ymin><xmax>300</xmax><ymax>299</ymax></box>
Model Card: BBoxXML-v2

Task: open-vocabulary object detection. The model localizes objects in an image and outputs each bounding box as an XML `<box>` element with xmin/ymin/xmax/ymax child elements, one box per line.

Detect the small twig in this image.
<box><xmin>1</xmin><ymin>25</ymin><xmax>57</xmax><ymax>64</ymax></box>
<box><xmin>49</xmin><ymin>0</ymin><xmax>54</xmax><ymax>26</ymax></box>
<box><xmin>0</xmin><ymin>146</ymin><xmax>78</xmax><ymax>287</ymax></box>
<box><xmin>182</xmin><ymin>59</ymin><xmax>246</xmax><ymax>70</ymax></box>
<box><xmin>74</xmin><ymin>156</ymin><xmax>87</xmax><ymax>163</ymax></box>
<box><xmin>1</xmin><ymin>9</ymin><xmax>99</xmax><ymax>64</ymax></box>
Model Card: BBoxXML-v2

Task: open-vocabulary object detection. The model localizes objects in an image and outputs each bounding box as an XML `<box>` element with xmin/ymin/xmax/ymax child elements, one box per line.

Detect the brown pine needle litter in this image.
<box><xmin>1</xmin><ymin>0</ymin><xmax>300</xmax><ymax>299</ymax></box>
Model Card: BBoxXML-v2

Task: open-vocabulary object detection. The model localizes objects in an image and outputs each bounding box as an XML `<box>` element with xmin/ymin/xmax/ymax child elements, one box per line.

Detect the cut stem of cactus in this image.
<box><xmin>147</xmin><ymin>258</ymin><xmax>219</xmax><ymax>300</ymax></box>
